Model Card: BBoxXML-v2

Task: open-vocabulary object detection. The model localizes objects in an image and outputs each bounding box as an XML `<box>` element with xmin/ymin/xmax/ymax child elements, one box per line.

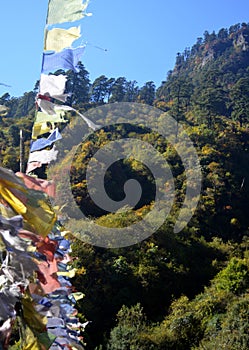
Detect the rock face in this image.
<box><xmin>201</xmin><ymin>49</ymin><xmax>214</xmax><ymax>67</ymax></box>
<box><xmin>233</xmin><ymin>32</ymin><xmax>249</xmax><ymax>51</ymax></box>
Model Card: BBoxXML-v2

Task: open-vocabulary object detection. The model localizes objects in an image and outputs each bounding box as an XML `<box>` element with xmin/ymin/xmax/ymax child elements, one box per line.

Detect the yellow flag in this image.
<box><xmin>22</xmin><ymin>327</ymin><xmax>43</xmax><ymax>350</ymax></box>
<box><xmin>35</xmin><ymin>110</ymin><xmax>68</xmax><ymax>124</ymax></box>
<box><xmin>22</xmin><ymin>292</ymin><xmax>47</xmax><ymax>334</ymax></box>
<box><xmin>20</xmin><ymin>325</ymin><xmax>54</xmax><ymax>350</ymax></box>
<box><xmin>57</xmin><ymin>267</ymin><xmax>77</xmax><ymax>278</ymax></box>
<box><xmin>0</xmin><ymin>167</ymin><xmax>56</xmax><ymax>237</ymax></box>
<box><xmin>44</xmin><ymin>26</ymin><xmax>81</xmax><ymax>52</ymax></box>
<box><xmin>72</xmin><ymin>291</ymin><xmax>85</xmax><ymax>301</ymax></box>
<box><xmin>32</xmin><ymin>122</ymin><xmax>55</xmax><ymax>140</ymax></box>
<box><xmin>20</xmin><ymin>293</ymin><xmax>47</xmax><ymax>350</ymax></box>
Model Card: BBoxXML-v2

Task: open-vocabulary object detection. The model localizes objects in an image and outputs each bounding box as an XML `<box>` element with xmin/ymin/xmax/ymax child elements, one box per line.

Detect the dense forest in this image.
<box><xmin>1</xmin><ymin>22</ymin><xmax>249</xmax><ymax>349</ymax></box>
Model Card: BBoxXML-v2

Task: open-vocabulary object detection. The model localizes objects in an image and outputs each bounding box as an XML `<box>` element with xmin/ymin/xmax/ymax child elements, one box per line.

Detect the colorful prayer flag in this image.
<box><xmin>47</xmin><ymin>0</ymin><xmax>91</xmax><ymax>25</ymax></box>
<box><xmin>35</xmin><ymin>110</ymin><xmax>68</xmax><ymax>124</ymax></box>
<box><xmin>44</xmin><ymin>26</ymin><xmax>81</xmax><ymax>52</ymax></box>
<box><xmin>39</xmin><ymin>74</ymin><xmax>67</xmax><ymax>101</ymax></box>
<box><xmin>41</xmin><ymin>46</ymin><xmax>86</xmax><ymax>73</ymax></box>
<box><xmin>31</xmin><ymin>121</ymin><xmax>55</xmax><ymax>140</ymax></box>
<box><xmin>0</xmin><ymin>167</ymin><xmax>56</xmax><ymax>237</ymax></box>
<box><xmin>28</xmin><ymin>146</ymin><xmax>58</xmax><ymax>164</ymax></box>
<box><xmin>30</xmin><ymin>128</ymin><xmax>62</xmax><ymax>152</ymax></box>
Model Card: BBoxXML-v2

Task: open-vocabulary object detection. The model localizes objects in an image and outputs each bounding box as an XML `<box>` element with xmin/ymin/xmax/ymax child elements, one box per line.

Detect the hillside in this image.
<box><xmin>1</xmin><ymin>22</ymin><xmax>249</xmax><ymax>350</ymax></box>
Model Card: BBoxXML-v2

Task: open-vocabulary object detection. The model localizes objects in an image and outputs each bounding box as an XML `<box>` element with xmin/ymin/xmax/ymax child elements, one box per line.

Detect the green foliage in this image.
<box><xmin>214</xmin><ymin>257</ymin><xmax>249</xmax><ymax>294</ymax></box>
<box><xmin>133</xmin><ymin>254</ymin><xmax>249</xmax><ymax>350</ymax></box>
<box><xmin>91</xmin><ymin>75</ymin><xmax>115</xmax><ymax>103</ymax></box>
<box><xmin>137</xmin><ymin>81</ymin><xmax>156</xmax><ymax>105</ymax></box>
<box><xmin>107</xmin><ymin>304</ymin><xmax>150</xmax><ymax>350</ymax></box>
<box><xmin>230</xmin><ymin>74</ymin><xmax>249</xmax><ymax>126</ymax></box>
<box><xmin>196</xmin><ymin>294</ymin><xmax>249</xmax><ymax>349</ymax></box>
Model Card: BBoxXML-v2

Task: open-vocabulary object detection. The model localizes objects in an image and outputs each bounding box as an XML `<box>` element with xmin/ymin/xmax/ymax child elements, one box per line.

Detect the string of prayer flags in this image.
<box><xmin>46</xmin><ymin>0</ymin><xmax>91</xmax><ymax>25</ymax></box>
<box><xmin>44</xmin><ymin>26</ymin><xmax>81</xmax><ymax>52</ymax></box>
<box><xmin>0</xmin><ymin>0</ymin><xmax>95</xmax><ymax>348</ymax></box>
<box><xmin>0</xmin><ymin>182</ymin><xmax>88</xmax><ymax>349</ymax></box>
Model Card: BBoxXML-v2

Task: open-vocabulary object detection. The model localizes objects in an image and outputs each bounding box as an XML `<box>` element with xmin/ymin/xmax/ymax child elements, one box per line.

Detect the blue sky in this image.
<box><xmin>0</xmin><ymin>0</ymin><xmax>249</xmax><ymax>97</ymax></box>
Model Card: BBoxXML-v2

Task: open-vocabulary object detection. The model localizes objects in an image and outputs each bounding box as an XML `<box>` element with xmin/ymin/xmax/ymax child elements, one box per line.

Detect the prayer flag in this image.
<box><xmin>22</xmin><ymin>293</ymin><xmax>47</xmax><ymax>334</ymax></box>
<box><xmin>41</xmin><ymin>46</ymin><xmax>86</xmax><ymax>73</ymax></box>
<box><xmin>30</xmin><ymin>128</ymin><xmax>62</xmax><ymax>152</ymax></box>
<box><xmin>47</xmin><ymin>0</ymin><xmax>91</xmax><ymax>25</ymax></box>
<box><xmin>26</xmin><ymin>162</ymin><xmax>43</xmax><ymax>174</ymax></box>
<box><xmin>39</xmin><ymin>74</ymin><xmax>67</xmax><ymax>101</ymax></box>
<box><xmin>0</xmin><ymin>167</ymin><xmax>56</xmax><ymax>237</ymax></box>
<box><xmin>28</xmin><ymin>146</ymin><xmax>58</xmax><ymax>164</ymax></box>
<box><xmin>37</xmin><ymin>99</ymin><xmax>57</xmax><ymax>115</ymax></box>
<box><xmin>16</xmin><ymin>173</ymin><xmax>56</xmax><ymax>197</ymax></box>
<box><xmin>31</xmin><ymin>122</ymin><xmax>55</xmax><ymax>140</ymax></box>
<box><xmin>35</xmin><ymin>110</ymin><xmax>68</xmax><ymax>124</ymax></box>
<box><xmin>57</xmin><ymin>268</ymin><xmax>77</xmax><ymax>278</ymax></box>
<box><xmin>54</xmin><ymin>105</ymin><xmax>100</xmax><ymax>130</ymax></box>
<box><xmin>44</xmin><ymin>26</ymin><xmax>81</xmax><ymax>52</ymax></box>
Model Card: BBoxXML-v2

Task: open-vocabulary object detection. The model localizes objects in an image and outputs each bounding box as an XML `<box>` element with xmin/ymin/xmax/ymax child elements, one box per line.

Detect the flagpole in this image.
<box><xmin>19</xmin><ymin>129</ymin><xmax>24</xmax><ymax>173</ymax></box>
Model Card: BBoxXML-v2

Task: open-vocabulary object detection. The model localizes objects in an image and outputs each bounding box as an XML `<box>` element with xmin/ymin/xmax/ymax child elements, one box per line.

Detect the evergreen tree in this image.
<box><xmin>137</xmin><ymin>81</ymin><xmax>156</xmax><ymax>105</ymax></box>
<box><xmin>109</xmin><ymin>77</ymin><xmax>127</xmax><ymax>102</ymax></box>
<box><xmin>230</xmin><ymin>75</ymin><xmax>249</xmax><ymax>126</ymax></box>
<box><xmin>90</xmin><ymin>75</ymin><xmax>109</xmax><ymax>103</ymax></box>
<box><xmin>66</xmin><ymin>62</ymin><xmax>91</xmax><ymax>106</ymax></box>
<box><xmin>123</xmin><ymin>80</ymin><xmax>139</xmax><ymax>102</ymax></box>
<box><xmin>15</xmin><ymin>91</ymin><xmax>36</xmax><ymax>117</ymax></box>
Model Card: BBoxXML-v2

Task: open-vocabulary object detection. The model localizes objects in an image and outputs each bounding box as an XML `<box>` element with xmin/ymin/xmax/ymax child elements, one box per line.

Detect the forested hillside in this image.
<box><xmin>1</xmin><ymin>22</ymin><xmax>249</xmax><ymax>349</ymax></box>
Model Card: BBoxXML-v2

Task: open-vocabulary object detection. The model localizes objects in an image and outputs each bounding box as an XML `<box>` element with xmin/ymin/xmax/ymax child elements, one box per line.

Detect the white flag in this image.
<box><xmin>39</xmin><ymin>74</ymin><xmax>67</xmax><ymax>101</ymax></box>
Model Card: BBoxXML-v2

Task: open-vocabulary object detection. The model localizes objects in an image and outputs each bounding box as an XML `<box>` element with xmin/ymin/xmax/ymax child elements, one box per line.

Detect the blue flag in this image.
<box><xmin>30</xmin><ymin>128</ymin><xmax>62</xmax><ymax>152</ymax></box>
<box><xmin>41</xmin><ymin>46</ymin><xmax>86</xmax><ymax>73</ymax></box>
